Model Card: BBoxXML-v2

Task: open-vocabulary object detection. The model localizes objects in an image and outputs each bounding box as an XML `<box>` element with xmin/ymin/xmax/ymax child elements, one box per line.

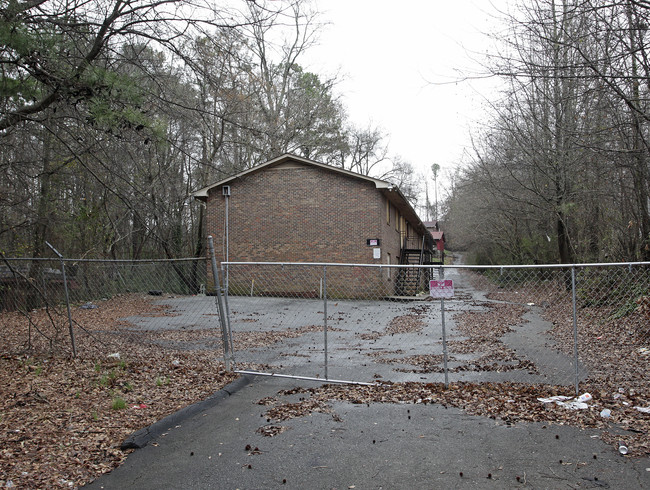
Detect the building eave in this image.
<box><xmin>380</xmin><ymin>187</ymin><xmax>430</xmax><ymax>241</ymax></box>
<box><xmin>192</xmin><ymin>153</ymin><xmax>392</xmax><ymax>200</ymax></box>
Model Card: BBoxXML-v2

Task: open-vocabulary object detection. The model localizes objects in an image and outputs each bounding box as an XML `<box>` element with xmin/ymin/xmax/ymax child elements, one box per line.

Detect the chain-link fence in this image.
<box><xmin>2</xmin><ymin>256</ymin><xmax>648</xmax><ymax>395</ymax></box>
<box><xmin>222</xmin><ymin>261</ymin><xmax>649</xmax><ymax>393</ymax></box>
<box><xmin>0</xmin><ymin>257</ymin><xmax>222</xmax><ymax>362</ymax></box>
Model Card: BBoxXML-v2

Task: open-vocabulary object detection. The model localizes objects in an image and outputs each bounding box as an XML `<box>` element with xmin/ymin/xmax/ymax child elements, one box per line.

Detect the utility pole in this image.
<box><xmin>431</xmin><ymin>163</ymin><xmax>440</xmax><ymax>222</ymax></box>
<box><xmin>425</xmin><ymin>179</ymin><xmax>431</xmax><ymax>221</ymax></box>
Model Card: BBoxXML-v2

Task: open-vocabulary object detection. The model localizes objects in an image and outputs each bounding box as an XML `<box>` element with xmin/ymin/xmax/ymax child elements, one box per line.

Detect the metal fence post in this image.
<box><xmin>221</xmin><ymin>263</ymin><xmax>234</xmax><ymax>361</ymax></box>
<box><xmin>207</xmin><ymin>236</ymin><xmax>231</xmax><ymax>371</ymax></box>
<box><xmin>323</xmin><ymin>265</ymin><xmax>328</xmax><ymax>380</ymax></box>
<box><xmin>45</xmin><ymin>242</ymin><xmax>76</xmax><ymax>357</ymax></box>
<box><xmin>440</xmin><ymin>265</ymin><xmax>449</xmax><ymax>388</ymax></box>
<box><xmin>571</xmin><ymin>265</ymin><xmax>579</xmax><ymax>395</ymax></box>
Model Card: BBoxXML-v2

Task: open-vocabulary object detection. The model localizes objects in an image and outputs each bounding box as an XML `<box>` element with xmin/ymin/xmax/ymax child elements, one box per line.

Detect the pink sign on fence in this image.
<box><xmin>429</xmin><ymin>279</ymin><xmax>454</xmax><ymax>298</ymax></box>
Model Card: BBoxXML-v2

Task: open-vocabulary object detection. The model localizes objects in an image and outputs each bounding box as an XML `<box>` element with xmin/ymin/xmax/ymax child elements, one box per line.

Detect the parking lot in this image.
<box><xmin>121</xmin><ymin>266</ymin><xmax>582</xmax><ymax>387</ymax></box>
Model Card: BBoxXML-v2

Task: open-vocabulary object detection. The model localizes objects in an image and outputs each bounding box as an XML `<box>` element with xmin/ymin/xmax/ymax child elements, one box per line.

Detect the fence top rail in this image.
<box><xmin>4</xmin><ymin>257</ymin><xmax>206</xmax><ymax>263</ymax></box>
<box><xmin>223</xmin><ymin>261</ymin><xmax>650</xmax><ymax>269</ymax></box>
<box><xmin>4</xmin><ymin>258</ymin><xmax>647</xmax><ymax>268</ymax></box>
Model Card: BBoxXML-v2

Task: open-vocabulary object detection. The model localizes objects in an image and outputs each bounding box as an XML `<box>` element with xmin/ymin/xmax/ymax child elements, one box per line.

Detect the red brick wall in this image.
<box><xmin>380</xmin><ymin>201</ymin><xmax>403</xmax><ymax>260</ymax></box>
<box><xmin>206</xmin><ymin>163</ymin><xmax>395</xmax><ymax>263</ymax></box>
<box><xmin>204</xmin><ymin>161</ymin><xmax>413</xmax><ymax>296</ymax></box>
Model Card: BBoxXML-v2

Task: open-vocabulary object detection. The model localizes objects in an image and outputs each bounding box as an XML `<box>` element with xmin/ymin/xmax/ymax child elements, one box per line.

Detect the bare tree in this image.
<box><xmin>446</xmin><ymin>0</ymin><xmax>650</xmax><ymax>263</ymax></box>
<box><xmin>1</xmin><ymin>0</ymin><xmax>334</xmax><ymax>260</ymax></box>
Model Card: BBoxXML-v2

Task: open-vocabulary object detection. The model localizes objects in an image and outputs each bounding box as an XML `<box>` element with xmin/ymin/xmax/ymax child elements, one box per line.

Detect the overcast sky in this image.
<box><xmin>304</xmin><ymin>0</ymin><xmax>510</xmax><ymax>191</ymax></box>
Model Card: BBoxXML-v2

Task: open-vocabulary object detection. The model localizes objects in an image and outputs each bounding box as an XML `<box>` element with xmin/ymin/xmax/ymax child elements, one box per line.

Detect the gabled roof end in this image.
<box><xmin>192</xmin><ymin>153</ymin><xmax>391</xmax><ymax>200</ymax></box>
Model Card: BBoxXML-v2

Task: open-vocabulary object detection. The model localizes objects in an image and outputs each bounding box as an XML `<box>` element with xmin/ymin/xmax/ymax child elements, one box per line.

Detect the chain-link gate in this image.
<box><xmin>222</xmin><ymin>261</ymin><xmax>650</xmax><ymax>392</ymax></box>
<box><xmin>1</xmin><ymin>256</ymin><xmax>648</xmax><ymax>392</ymax></box>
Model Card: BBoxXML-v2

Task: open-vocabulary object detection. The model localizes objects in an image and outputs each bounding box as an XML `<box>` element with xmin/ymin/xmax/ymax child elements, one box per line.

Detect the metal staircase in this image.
<box><xmin>395</xmin><ymin>236</ymin><xmax>430</xmax><ymax>296</ymax></box>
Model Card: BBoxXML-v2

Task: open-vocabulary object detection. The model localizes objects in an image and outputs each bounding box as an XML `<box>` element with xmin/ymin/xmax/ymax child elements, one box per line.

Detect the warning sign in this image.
<box><xmin>429</xmin><ymin>279</ymin><xmax>454</xmax><ymax>298</ymax></box>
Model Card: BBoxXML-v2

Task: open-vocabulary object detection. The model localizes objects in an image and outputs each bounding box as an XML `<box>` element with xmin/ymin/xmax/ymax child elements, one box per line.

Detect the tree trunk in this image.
<box><xmin>190</xmin><ymin>204</ymin><xmax>205</xmax><ymax>294</ymax></box>
<box><xmin>28</xmin><ymin>125</ymin><xmax>55</xmax><ymax>308</ymax></box>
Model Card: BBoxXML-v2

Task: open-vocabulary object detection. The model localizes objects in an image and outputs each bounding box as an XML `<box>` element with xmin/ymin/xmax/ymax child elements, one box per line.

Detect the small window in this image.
<box><xmin>386</xmin><ymin>200</ymin><xmax>390</xmax><ymax>225</ymax></box>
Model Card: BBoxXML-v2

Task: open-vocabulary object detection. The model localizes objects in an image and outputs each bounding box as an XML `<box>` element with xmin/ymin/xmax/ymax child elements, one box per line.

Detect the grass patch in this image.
<box><xmin>111</xmin><ymin>397</ymin><xmax>127</xmax><ymax>410</ymax></box>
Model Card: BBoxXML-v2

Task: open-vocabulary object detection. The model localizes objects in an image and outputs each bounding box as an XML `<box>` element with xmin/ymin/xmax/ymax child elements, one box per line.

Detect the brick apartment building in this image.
<box><xmin>193</xmin><ymin>154</ymin><xmax>435</xmax><ymax>297</ymax></box>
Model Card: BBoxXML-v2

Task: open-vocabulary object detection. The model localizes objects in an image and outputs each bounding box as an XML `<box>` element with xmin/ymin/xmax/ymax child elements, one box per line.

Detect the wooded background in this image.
<box><xmin>0</xmin><ymin>0</ymin><xmax>418</xmax><ymax>262</ymax></box>
<box><xmin>446</xmin><ymin>0</ymin><xmax>650</xmax><ymax>264</ymax></box>
<box><xmin>1</xmin><ymin>0</ymin><xmax>649</xmax><ymax>265</ymax></box>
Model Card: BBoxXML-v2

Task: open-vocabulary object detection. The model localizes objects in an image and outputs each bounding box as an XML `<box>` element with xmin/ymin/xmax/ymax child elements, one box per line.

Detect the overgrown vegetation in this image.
<box><xmin>445</xmin><ymin>0</ymin><xmax>650</xmax><ymax>265</ymax></box>
<box><xmin>0</xmin><ymin>0</ymin><xmax>420</xmax><ymax>263</ymax></box>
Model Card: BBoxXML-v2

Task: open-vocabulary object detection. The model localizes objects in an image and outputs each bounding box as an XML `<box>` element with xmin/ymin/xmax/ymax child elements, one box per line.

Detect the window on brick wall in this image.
<box><xmin>386</xmin><ymin>200</ymin><xmax>390</xmax><ymax>225</ymax></box>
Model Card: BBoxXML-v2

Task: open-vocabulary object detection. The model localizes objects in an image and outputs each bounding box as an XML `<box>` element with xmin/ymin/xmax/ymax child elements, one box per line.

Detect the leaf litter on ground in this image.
<box><xmin>2</xmin><ymin>271</ymin><xmax>650</xmax><ymax>488</ymax></box>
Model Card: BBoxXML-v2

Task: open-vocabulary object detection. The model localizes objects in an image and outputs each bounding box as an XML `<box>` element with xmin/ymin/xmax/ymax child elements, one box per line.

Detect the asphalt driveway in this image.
<box><xmin>86</xmin><ymin>375</ymin><xmax>650</xmax><ymax>489</ymax></box>
<box><xmin>85</xmin><ymin>265</ymin><xmax>649</xmax><ymax>489</ymax></box>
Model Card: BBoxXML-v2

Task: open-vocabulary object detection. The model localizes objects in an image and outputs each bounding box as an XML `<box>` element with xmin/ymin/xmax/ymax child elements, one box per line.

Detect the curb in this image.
<box><xmin>121</xmin><ymin>374</ymin><xmax>252</xmax><ymax>450</ymax></box>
